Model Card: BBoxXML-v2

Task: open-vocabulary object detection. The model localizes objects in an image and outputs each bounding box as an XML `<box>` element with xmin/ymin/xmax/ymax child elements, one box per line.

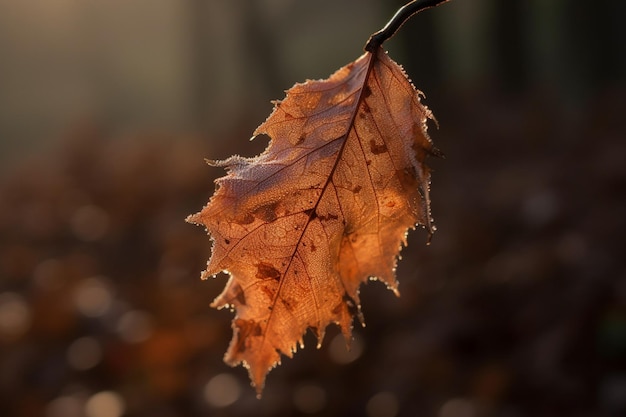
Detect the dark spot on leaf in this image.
<box><xmin>331</xmin><ymin>302</ymin><xmax>344</xmax><ymax>315</ymax></box>
<box><xmin>235</xmin><ymin>288</ymin><xmax>246</xmax><ymax>306</ymax></box>
<box><xmin>396</xmin><ymin>167</ymin><xmax>418</xmax><ymax>190</ymax></box>
<box><xmin>261</xmin><ymin>285</ymin><xmax>276</xmax><ymax>301</ymax></box>
<box><xmin>235</xmin><ymin>213</ymin><xmax>255</xmax><ymax>225</ymax></box>
<box><xmin>228</xmin><ymin>282</ymin><xmax>247</xmax><ymax>306</ymax></box>
<box><xmin>363</xmin><ymin>85</ymin><xmax>372</xmax><ymax>97</ymax></box>
<box><xmin>224</xmin><ymin>238</ymin><xmax>230</xmax><ymax>245</ymax></box>
<box><xmin>295</xmin><ymin>135</ymin><xmax>305</xmax><ymax>145</ymax></box>
<box><xmin>369</xmin><ymin>139</ymin><xmax>387</xmax><ymax>155</ymax></box>
<box><xmin>232</xmin><ymin>338</ymin><xmax>246</xmax><ymax>354</ymax></box>
<box><xmin>233</xmin><ymin>319</ymin><xmax>262</xmax><ymax>353</ymax></box>
<box><xmin>282</xmin><ymin>298</ymin><xmax>296</xmax><ymax>312</ymax></box>
<box><xmin>254</xmin><ymin>203</ymin><xmax>278</xmax><ymax>223</ymax></box>
<box><xmin>304</xmin><ymin>208</ymin><xmax>317</xmax><ymax>220</ymax></box>
<box><xmin>417</xmin><ymin>185</ymin><xmax>425</xmax><ymax>199</ymax></box>
<box><xmin>353</xmin><ymin>185</ymin><xmax>362</xmax><ymax>193</ymax></box>
<box><xmin>256</xmin><ymin>262</ymin><xmax>281</xmax><ymax>281</ymax></box>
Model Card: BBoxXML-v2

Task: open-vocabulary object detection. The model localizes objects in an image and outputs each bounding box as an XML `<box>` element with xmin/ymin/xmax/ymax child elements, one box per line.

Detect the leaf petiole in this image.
<box><xmin>365</xmin><ymin>0</ymin><xmax>451</xmax><ymax>52</ymax></box>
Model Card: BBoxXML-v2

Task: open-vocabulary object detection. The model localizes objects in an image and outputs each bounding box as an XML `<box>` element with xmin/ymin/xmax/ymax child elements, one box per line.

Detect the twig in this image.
<box><xmin>365</xmin><ymin>0</ymin><xmax>451</xmax><ymax>52</ymax></box>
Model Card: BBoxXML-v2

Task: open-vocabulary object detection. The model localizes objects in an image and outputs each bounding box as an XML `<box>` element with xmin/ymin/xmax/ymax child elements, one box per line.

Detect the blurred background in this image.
<box><xmin>1</xmin><ymin>0</ymin><xmax>625</xmax><ymax>416</ymax></box>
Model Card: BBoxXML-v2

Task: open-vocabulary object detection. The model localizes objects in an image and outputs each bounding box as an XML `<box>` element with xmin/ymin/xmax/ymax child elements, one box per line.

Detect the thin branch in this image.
<box><xmin>365</xmin><ymin>0</ymin><xmax>451</xmax><ymax>52</ymax></box>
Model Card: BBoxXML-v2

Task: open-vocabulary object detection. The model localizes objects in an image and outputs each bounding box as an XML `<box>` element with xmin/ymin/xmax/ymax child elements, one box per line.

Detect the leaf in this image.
<box><xmin>187</xmin><ymin>46</ymin><xmax>440</xmax><ymax>395</ymax></box>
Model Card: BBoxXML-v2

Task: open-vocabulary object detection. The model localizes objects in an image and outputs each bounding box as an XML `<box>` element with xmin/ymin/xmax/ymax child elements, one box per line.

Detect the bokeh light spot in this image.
<box><xmin>46</xmin><ymin>395</ymin><xmax>83</xmax><ymax>417</ymax></box>
<box><xmin>117</xmin><ymin>310</ymin><xmax>154</xmax><ymax>343</ymax></box>
<box><xmin>66</xmin><ymin>336</ymin><xmax>102</xmax><ymax>370</ymax></box>
<box><xmin>293</xmin><ymin>383</ymin><xmax>326</xmax><ymax>414</ymax></box>
<box><xmin>71</xmin><ymin>205</ymin><xmax>110</xmax><ymax>241</ymax></box>
<box><xmin>366</xmin><ymin>391</ymin><xmax>399</xmax><ymax>417</ymax></box>
<box><xmin>521</xmin><ymin>190</ymin><xmax>559</xmax><ymax>227</ymax></box>
<box><xmin>439</xmin><ymin>398</ymin><xmax>475</xmax><ymax>417</ymax></box>
<box><xmin>204</xmin><ymin>373</ymin><xmax>241</xmax><ymax>407</ymax></box>
<box><xmin>74</xmin><ymin>277</ymin><xmax>113</xmax><ymax>318</ymax></box>
<box><xmin>328</xmin><ymin>331</ymin><xmax>364</xmax><ymax>364</ymax></box>
<box><xmin>33</xmin><ymin>258</ymin><xmax>65</xmax><ymax>291</ymax></box>
<box><xmin>0</xmin><ymin>292</ymin><xmax>32</xmax><ymax>340</ymax></box>
<box><xmin>84</xmin><ymin>391</ymin><xmax>125</xmax><ymax>417</ymax></box>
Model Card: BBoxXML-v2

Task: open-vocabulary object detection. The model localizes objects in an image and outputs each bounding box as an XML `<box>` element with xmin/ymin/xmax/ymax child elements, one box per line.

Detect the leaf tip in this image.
<box><xmin>429</xmin><ymin>145</ymin><xmax>445</xmax><ymax>159</ymax></box>
<box><xmin>425</xmin><ymin>226</ymin><xmax>436</xmax><ymax>245</ymax></box>
<box><xmin>310</xmin><ymin>326</ymin><xmax>326</xmax><ymax>349</ymax></box>
<box><xmin>184</xmin><ymin>213</ymin><xmax>196</xmax><ymax>224</ymax></box>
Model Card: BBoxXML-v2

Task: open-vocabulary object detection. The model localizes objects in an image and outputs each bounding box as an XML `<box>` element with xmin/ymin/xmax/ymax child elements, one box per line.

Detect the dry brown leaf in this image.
<box><xmin>187</xmin><ymin>46</ymin><xmax>440</xmax><ymax>395</ymax></box>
